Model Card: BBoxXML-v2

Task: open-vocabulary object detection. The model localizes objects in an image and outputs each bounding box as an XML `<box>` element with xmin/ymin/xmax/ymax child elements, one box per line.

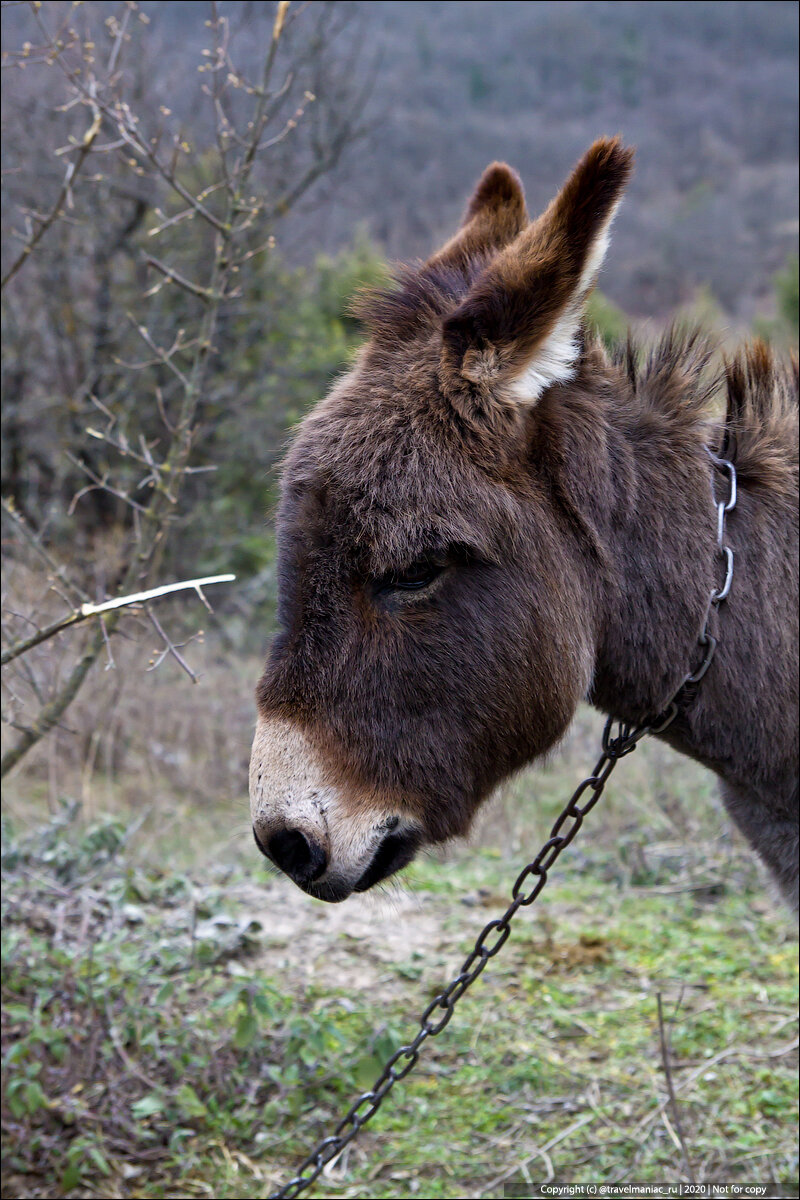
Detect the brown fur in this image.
<box><xmin>252</xmin><ymin>139</ymin><xmax>799</xmax><ymax>908</ymax></box>
<box><xmin>440</xmin><ymin>138</ymin><xmax>633</xmax><ymax>418</ymax></box>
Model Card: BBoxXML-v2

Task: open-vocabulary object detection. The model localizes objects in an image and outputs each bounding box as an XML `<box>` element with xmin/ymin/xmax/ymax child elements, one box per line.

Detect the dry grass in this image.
<box><xmin>2</xmin><ymin>551</ymin><xmax>258</xmax><ymax>865</ymax></box>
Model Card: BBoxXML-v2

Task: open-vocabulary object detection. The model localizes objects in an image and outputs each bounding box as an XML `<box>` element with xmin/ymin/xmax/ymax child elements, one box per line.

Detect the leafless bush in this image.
<box><xmin>1</xmin><ymin>1</ymin><xmax>369</xmax><ymax>778</ymax></box>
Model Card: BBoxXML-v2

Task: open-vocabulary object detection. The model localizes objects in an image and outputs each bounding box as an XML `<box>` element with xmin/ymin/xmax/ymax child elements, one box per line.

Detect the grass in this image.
<box><xmin>2</xmin><ymin>697</ymin><xmax>797</xmax><ymax>1200</ymax></box>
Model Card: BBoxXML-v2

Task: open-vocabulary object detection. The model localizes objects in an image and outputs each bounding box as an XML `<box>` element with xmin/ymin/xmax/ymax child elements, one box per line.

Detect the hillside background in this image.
<box><xmin>309</xmin><ymin>0</ymin><xmax>800</xmax><ymax>322</ymax></box>
<box><xmin>113</xmin><ymin>0</ymin><xmax>800</xmax><ymax>321</ymax></box>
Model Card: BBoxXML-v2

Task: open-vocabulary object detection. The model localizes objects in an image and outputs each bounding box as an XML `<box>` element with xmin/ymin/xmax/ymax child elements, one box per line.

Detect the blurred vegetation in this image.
<box><xmin>778</xmin><ymin>255</ymin><xmax>800</xmax><ymax>333</ymax></box>
<box><xmin>585</xmin><ymin>289</ymin><xmax>629</xmax><ymax>350</ymax></box>
<box><xmin>754</xmin><ymin>254</ymin><xmax>800</xmax><ymax>345</ymax></box>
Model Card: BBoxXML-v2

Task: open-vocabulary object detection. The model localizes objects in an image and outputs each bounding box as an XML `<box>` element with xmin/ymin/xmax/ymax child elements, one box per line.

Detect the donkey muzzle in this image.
<box><xmin>249</xmin><ymin>716</ymin><xmax>423</xmax><ymax>901</ymax></box>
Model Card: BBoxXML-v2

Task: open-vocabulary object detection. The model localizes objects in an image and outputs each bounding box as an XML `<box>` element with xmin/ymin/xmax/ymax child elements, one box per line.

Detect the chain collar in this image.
<box><xmin>630</xmin><ymin>447</ymin><xmax>737</xmax><ymax>741</ymax></box>
<box><xmin>268</xmin><ymin>447</ymin><xmax>738</xmax><ymax>1200</ymax></box>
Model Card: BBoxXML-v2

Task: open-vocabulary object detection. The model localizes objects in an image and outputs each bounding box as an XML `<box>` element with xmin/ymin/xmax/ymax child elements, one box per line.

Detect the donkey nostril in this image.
<box><xmin>266</xmin><ymin>827</ymin><xmax>327</xmax><ymax>886</ymax></box>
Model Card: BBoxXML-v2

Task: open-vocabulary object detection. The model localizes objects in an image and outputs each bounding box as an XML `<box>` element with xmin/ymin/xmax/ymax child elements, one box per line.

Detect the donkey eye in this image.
<box><xmin>380</xmin><ymin>562</ymin><xmax>442</xmax><ymax>593</ymax></box>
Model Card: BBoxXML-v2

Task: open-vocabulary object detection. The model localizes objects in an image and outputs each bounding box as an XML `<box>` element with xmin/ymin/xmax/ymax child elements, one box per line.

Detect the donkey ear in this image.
<box><xmin>427</xmin><ymin>162</ymin><xmax>529</xmax><ymax>273</ymax></box>
<box><xmin>440</xmin><ymin>138</ymin><xmax>634</xmax><ymax>411</ymax></box>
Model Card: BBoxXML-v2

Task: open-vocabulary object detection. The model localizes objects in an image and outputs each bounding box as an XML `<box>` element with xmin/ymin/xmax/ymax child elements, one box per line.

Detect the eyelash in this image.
<box><xmin>376</xmin><ymin>562</ymin><xmax>443</xmax><ymax>594</ymax></box>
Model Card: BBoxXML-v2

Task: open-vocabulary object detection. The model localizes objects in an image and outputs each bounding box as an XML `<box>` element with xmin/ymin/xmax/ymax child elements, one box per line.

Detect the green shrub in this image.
<box><xmin>776</xmin><ymin>254</ymin><xmax>799</xmax><ymax>335</ymax></box>
<box><xmin>585</xmin><ymin>289</ymin><xmax>629</xmax><ymax>350</ymax></box>
<box><xmin>754</xmin><ymin>254</ymin><xmax>799</xmax><ymax>346</ymax></box>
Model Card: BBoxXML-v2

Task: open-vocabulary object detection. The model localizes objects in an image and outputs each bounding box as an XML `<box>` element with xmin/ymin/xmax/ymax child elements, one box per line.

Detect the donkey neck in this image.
<box><xmin>543</xmin><ymin>368</ymin><xmax>720</xmax><ymax>727</ymax></box>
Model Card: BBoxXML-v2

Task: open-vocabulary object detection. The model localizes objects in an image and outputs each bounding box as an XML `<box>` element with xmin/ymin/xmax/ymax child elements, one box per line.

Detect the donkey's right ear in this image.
<box><xmin>426</xmin><ymin>162</ymin><xmax>529</xmax><ymax>273</ymax></box>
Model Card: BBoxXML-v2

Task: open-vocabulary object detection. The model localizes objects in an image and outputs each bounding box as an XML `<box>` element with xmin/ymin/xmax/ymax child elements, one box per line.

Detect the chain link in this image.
<box><xmin>640</xmin><ymin>450</ymin><xmax>737</xmax><ymax>737</ymax></box>
<box><xmin>267</xmin><ymin>452</ymin><xmax>737</xmax><ymax>1200</ymax></box>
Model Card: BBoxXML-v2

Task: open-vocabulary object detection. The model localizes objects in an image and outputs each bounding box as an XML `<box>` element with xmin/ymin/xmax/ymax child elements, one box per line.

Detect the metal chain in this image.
<box><xmin>638</xmin><ymin>449</ymin><xmax>737</xmax><ymax>738</ymax></box>
<box><xmin>267</xmin><ymin>451</ymin><xmax>737</xmax><ymax>1200</ymax></box>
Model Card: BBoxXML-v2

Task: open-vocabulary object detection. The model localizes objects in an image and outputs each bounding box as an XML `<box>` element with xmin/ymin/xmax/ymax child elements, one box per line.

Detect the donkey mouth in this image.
<box><xmin>306</xmin><ymin>830</ymin><xmax>421</xmax><ymax>903</ymax></box>
<box><xmin>352</xmin><ymin>829</ymin><xmax>421</xmax><ymax>894</ymax></box>
<box><xmin>253</xmin><ymin>823</ymin><xmax>421</xmax><ymax>903</ymax></box>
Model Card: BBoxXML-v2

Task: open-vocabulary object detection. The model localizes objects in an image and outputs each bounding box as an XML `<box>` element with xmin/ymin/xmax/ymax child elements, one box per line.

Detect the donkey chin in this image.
<box><xmin>249</xmin><ymin>718</ymin><xmax>423</xmax><ymax>902</ymax></box>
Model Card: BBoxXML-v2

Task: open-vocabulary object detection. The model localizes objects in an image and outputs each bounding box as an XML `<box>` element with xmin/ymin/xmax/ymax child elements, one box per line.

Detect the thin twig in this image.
<box><xmin>64</xmin><ymin>451</ymin><xmax>149</xmax><ymax>516</ymax></box>
<box><xmin>144</xmin><ymin>254</ymin><xmax>221</xmax><ymax>302</ymax></box>
<box><xmin>105</xmin><ymin>1004</ymin><xmax>163</xmax><ymax>1091</ymax></box>
<box><xmin>145</xmin><ymin>608</ymin><xmax>200</xmax><ymax>683</ymax></box>
<box><xmin>1</xmin><ymin>616</ymin><xmax>111</xmax><ymax>777</ymax></box>
<box><xmin>126</xmin><ymin>317</ymin><xmax>192</xmax><ymax>387</ymax></box>
<box><xmin>478</xmin><ymin>1113</ymin><xmax>595</xmax><ymax>1196</ymax></box>
<box><xmin>1</xmin><ymin>574</ymin><xmax>234</xmax><ymax>666</ymax></box>
<box><xmin>106</xmin><ymin>5</ymin><xmax>131</xmax><ymax>76</ymax></box>
<box><xmin>1</xmin><ymin>498</ymin><xmax>90</xmax><ymax>605</ymax></box>
<box><xmin>240</xmin><ymin>0</ymin><xmax>291</xmax><ymax>179</ymax></box>
<box><xmin>1</xmin><ymin>103</ymin><xmax>101</xmax><ymax>291</ymax></box>
<box><xmin>656</xmin><ymin>993</ymin><xmax>697</xmax><ymax>1184</ymax></box>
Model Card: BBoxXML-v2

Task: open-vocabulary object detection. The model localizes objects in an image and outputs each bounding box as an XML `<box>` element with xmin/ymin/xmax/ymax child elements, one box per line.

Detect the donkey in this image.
<box><xmin>249</xmin><ymin>138</ymin><xmax>799</xmax><ymax>911</ymax></box>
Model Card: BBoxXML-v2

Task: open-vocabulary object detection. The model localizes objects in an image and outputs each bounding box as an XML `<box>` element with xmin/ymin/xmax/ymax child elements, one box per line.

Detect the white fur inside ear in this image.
<box><xmin>506</xmin><ymin>195</ymin><xmax>622</xmax><ymax>406</ymax></box>
<box><xmin>579</xmin><ymin>195</ymin><xmax>622</xmax><ymax>293</ymax></box>
<box><xmin>506</xmin><ymin>306</ymin><xmax>581</xmax><ymax>404</ymax></box>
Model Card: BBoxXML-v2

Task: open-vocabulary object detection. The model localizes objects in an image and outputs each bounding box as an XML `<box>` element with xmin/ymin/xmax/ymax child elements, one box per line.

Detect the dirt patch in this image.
<box><xmin>217</xmin><ymin>875</ymin><xmax>459</xmax><ymax>993</ymax></box>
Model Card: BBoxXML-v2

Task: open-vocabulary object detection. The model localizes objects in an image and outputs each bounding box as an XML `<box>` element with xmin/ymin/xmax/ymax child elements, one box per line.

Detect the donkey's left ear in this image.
<box><xmin>426</xmin><ymin>161</ymin><xmax>529</xmax><ymax>273</ymax></box>
<box><xmin>440</xmin><ymin>138</ymin><xmax>634</xmax><ymax>415</ymax></box>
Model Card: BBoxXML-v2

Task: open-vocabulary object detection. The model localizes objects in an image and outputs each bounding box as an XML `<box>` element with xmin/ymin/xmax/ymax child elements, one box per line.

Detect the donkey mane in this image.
<box><xmin>611</xmin><ymin>329</ymin><xmax>799</xmax><ymax>498</ymax></box>
<box><xmin>723</xmin><ymin>342</ymin><xmax>799</xmax><ymax>500</ymax></box>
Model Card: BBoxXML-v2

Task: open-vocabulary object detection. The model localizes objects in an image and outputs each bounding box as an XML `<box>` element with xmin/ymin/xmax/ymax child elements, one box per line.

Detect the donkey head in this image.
<box><xmin>250</xmin><ymin>138</ymin><xmax>634</xmax><ymax>900</ymax></box>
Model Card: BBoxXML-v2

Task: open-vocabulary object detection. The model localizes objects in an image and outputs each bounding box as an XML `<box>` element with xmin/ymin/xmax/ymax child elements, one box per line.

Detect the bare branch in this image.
<box><xmin>113</xmin><ymin>116</ymin><xmax>229</xmax><ymax>235</ymax></box>
<box><xmin>106</xmin><ymin>5</ymin><xmax>132</xmax><ymax>76</ymax></box>
<box><xmin>126</xmin><ymin>318</ymin><xmax>192</xmax><ymax>388</ymax></box>
<box><xmin>65</xmin><ymin>451</ymin><xmax>149</xmax><ymax>516</ymax></box>
<box><xmin>1</xmin><ymin>574</ymin><xmax>234</xmax><ymax>667</ymax></box>
<box><xmin>28</xmin><ymin>4</ymin><xmax>229</xmax><ymax>236</ymax></box>
<box><xmin>144</xmin><ymin>254</ymin><xmax>221</xmax><ymax>302</ymax></box>
<box><xmin>1</xmin><ymin>499</ymin><xmax>89</xmax><ymax>606</ymax></box>
<box><xmin>1</xmin><ymin>102</ymin><xmax>102</xmax><ymax>291</ymax></box>
<box><xmin>656</xmin><ymin>993</ymin><xmax>697</xmax><ymax>1185</ymax></box>
<box><xmin>2</xmin><ymin>0</ymin><xmax>367</xmax><ymax>778</ymax></box>
<box><xmin>1</xmin><ymin>617</ymin><xmax>110</xmax><ymax>778</ymax></box>
<box><xmin>145</xmin><ymin>609</ymin><xmax>200</xmax><ymax>683</ymax></box>
<box><xmin>237</xmin><ymin>0</ymin><xmax>292</xmax><ymax>186</ymax></box>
